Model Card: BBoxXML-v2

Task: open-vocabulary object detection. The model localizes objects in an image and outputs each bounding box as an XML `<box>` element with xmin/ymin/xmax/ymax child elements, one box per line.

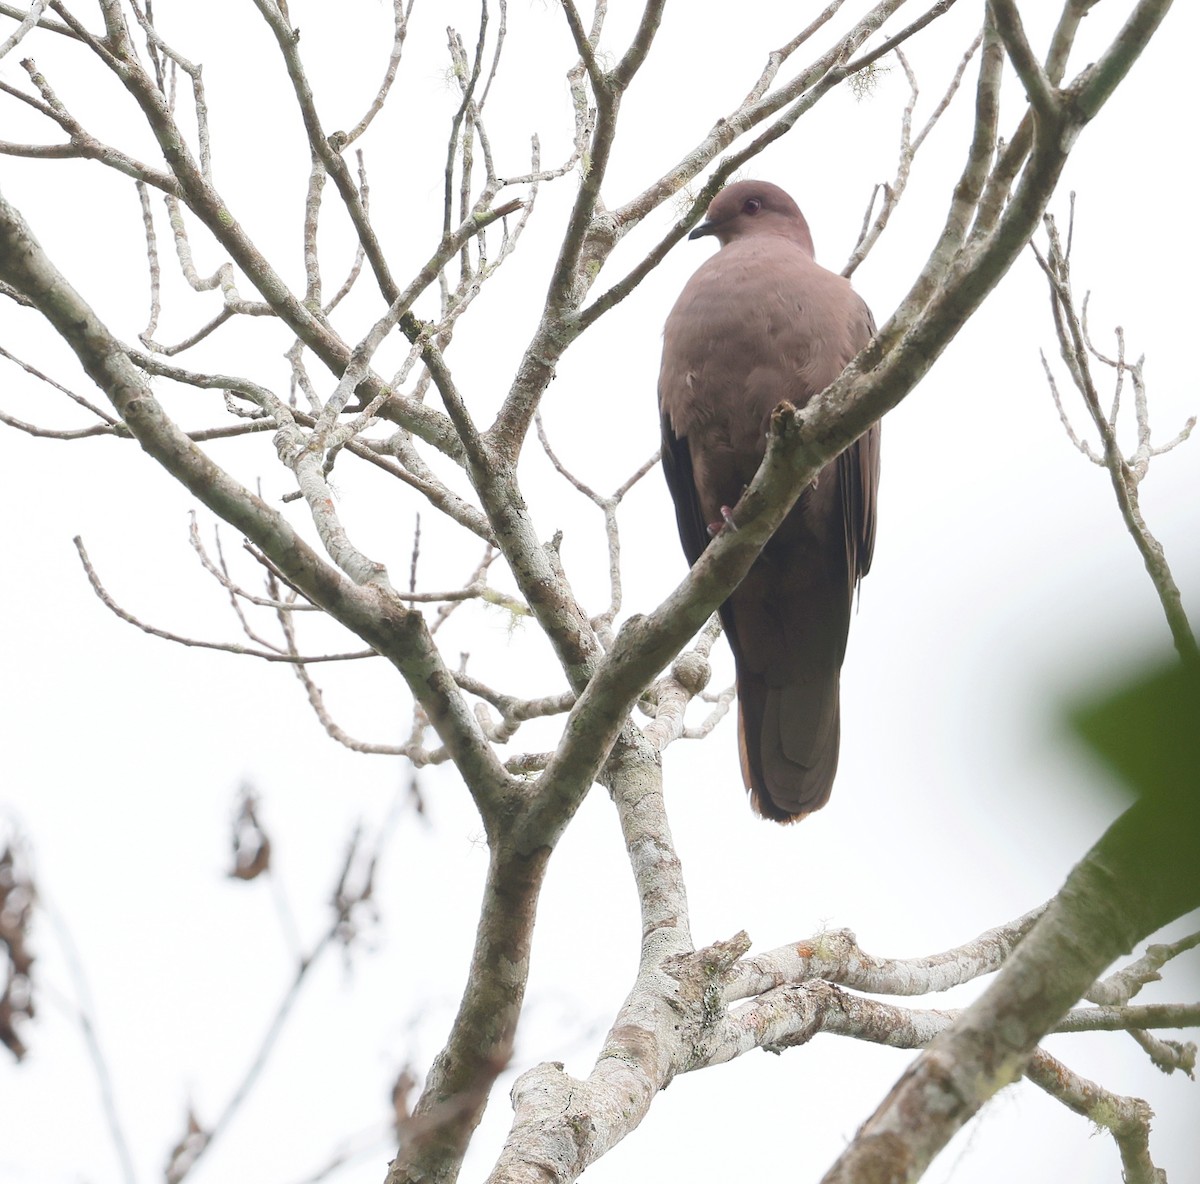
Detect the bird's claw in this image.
<box><xmin>707</xmin><ymin>505</ymin><xmax>738</xmax><ymax>537</ymax></box>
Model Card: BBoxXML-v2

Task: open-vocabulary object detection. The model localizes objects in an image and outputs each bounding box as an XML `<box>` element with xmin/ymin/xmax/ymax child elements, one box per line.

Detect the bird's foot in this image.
<box><xmin>706</xmin><ymin>505</ymin><xmax>738</xmax><ymax>537</ymax></box>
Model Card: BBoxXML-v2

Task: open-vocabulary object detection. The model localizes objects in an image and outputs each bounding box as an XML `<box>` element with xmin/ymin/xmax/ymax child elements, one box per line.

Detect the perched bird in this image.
<box><xmin>658</xmin><ymin>180</ymin><xmax>880</xmax><ymax>822</ymax></box>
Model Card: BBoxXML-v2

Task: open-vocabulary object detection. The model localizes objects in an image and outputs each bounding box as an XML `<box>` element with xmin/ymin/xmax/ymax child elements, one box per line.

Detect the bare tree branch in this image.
<box><xmin>1025</xmin><ymin>1050</ymin><xmax>1165</xmax><ymax>1184</ymax></box>
<box><xmin>2</xmin><ymin>4</ymin><xmax>1192</xmax><ymax>1182</ymax></box>
<box><xmin>74</xmin><ymin>535</ymin><xmax>376</xmax><ymax>662</ymax></box>
<box><xmin>1033</xmin><ymin>205</ymin><xmax>1196</xmax><ymax>662</ymax></box>
<box><xmin>38</xmin><ymin>901</ymin><xmax>138</xmax><ymax>1184</ymax></box>
<box><xmin>0</xmin><ymin>192</ymin><xmax>516</xmax><ymax>825</ymax></box>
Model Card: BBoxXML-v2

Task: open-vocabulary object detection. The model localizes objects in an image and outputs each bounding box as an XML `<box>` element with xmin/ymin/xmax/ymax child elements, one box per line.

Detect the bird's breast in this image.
<box><xmin>658</xmin><ymin>239</ymin><xmax>870</xmax><ymax>535</ymax></box>
<box><xmin>660</xmin><ymin>244</ymin><xmax>865</xmax><ymax>433</ymax></box>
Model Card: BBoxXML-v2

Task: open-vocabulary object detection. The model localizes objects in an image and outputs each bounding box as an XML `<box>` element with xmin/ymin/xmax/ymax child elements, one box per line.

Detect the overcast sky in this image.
<box><xmin>1</xmin><ymin>3</ymin><xmax>1197</xmax><ymax>1183</ymax></box>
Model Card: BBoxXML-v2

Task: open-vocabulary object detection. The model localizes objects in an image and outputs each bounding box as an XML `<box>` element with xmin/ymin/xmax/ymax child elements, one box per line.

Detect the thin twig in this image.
<box><xmin>39</xmin><ymin>902</ymin><xmax>138</xmax><ymax>1184</ymax></box>
<box><xmin>1033</xmin><ymin>209</ymin><xmax>1197</xmax><ymax>661</ymax></box>
<box><xmin>74</xmin><ymin>536</ymin><xmax>377</xmax><ymax>664</ymax></box>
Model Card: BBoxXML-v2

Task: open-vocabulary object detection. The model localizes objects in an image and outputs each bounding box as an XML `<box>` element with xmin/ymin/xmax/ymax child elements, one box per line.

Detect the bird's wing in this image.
<box><xmin>836</xmin><ymin>299</ymin><xmax>880</xmax><ymax>587</ymax></box>
<box><xmin>659</xmin><ymin>405</ymin><xmax>711</xmax><ymax>571</ymax></box>
<box><xmin>838</xmin><ymin>422</ymin><xmax>880</xmax><ymax>586</ymax></box>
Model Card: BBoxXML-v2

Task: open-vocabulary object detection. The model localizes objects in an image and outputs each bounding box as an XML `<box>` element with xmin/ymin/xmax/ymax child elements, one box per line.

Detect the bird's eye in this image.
<box><xmin>743</xmin><ymin>198</ymin><xmax>762</xmax><ymax>215</ymax></box>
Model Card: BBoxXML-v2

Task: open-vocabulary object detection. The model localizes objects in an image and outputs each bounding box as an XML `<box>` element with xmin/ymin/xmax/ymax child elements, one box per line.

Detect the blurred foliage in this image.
<box><xmin>1073</xmin><ymin>658</ymin><xmax>1200</xmax><ymax>805</ymax></box>
<box><xmin>1072</xmin><ymin>656</ymin><xmax>1200</xmax><ymax>920</ymax></box>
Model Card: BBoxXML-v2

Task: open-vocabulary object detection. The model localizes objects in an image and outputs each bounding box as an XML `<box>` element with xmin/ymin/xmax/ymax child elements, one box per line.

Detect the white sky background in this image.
<box><xmin>1</xmin><ymin>2</ymin><xmax>1198</xmax><ymax>1182</ymax></box>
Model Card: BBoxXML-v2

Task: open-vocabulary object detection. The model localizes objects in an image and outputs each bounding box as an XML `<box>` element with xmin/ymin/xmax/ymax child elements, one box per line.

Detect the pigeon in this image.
<box><xmin>658</xmin><ymin>180</ymin><xmax>880</xmax><ymax>821</ymax></box>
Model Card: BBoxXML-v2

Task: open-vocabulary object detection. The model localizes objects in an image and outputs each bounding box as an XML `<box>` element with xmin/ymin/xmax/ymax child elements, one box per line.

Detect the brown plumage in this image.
<box><xmin>658</xmin><ymin>180</ymin><xmax>880</xmax><ymax>822</ymax></box>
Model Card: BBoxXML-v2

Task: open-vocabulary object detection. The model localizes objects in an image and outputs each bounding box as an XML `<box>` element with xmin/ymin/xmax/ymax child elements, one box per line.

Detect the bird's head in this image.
<box><xmin>689</xmin><ymin>180</ymin><xmax>815</xmax><ymax>256</ymax></box>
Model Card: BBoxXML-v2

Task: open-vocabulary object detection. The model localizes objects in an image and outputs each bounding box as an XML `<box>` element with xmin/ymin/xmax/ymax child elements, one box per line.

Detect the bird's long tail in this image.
<box><xmin>736</xmin><ymin>666</ymin><xmax>842</xmax><ymax>822</ymax></box>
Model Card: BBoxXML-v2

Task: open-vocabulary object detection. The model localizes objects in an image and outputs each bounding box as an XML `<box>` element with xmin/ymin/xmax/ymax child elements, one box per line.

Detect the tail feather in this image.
<box><xmin>737</xmin><ymin>674</ymin><xmax>841</xmax><ymax>822</ymax></box>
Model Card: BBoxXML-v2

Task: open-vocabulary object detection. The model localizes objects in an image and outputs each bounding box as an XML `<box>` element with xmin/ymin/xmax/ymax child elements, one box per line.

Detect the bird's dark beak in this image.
<box><xmin>688</xmin><ymin>219</ymin><xmax>717</xmax><ymax>241</ymax></box>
